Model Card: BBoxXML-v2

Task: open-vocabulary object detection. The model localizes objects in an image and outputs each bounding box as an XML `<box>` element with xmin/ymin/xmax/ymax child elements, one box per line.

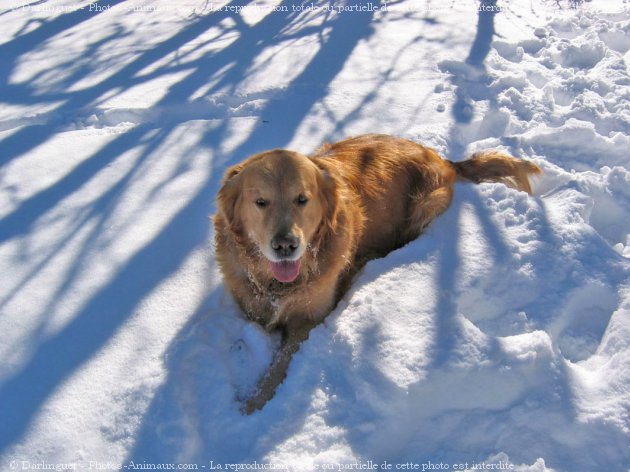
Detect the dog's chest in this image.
<box><xmin>244</xmin><ymin>272</ymin><xmax>296</xmax><ymax>328</ymax></box>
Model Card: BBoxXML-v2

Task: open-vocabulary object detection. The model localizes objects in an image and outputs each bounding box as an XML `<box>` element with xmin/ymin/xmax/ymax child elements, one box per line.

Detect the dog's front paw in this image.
<box><xmin>239</xmin><ymin>367</ymin><xmax>279</xmax><ymax>415</ymax></box>
<box><xmin>237</xmin><ymin>323</ymin><xmax>308</xmax><ymax>415</ymax></box>
<box><xmin>240</xmin><ymin>388</ymin><xmax>268</xmax><ymax>415</ymax></box>
<box><xmin>239</xmin><ymin>351</ymin><xmax>290</xmax><ymax>415</ymax></box>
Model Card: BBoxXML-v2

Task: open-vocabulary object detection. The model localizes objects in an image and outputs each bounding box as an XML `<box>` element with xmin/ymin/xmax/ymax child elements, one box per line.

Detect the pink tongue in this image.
<box><xmin>270</xmin><ymin>260</ymin><xmax>301</xmax><ymax>283</ymax></box>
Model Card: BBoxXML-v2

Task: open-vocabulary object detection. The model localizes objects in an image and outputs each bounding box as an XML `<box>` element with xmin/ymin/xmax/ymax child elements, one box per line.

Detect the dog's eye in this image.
<box><xmin>255</xmin><ymin>198</ymin><xmax>268</xmax><ymax>208</ymax></box>
<box><xmin>296</xmin><ymin>194</ymin><xmax>308</xmax><ymax>206</ymax></box>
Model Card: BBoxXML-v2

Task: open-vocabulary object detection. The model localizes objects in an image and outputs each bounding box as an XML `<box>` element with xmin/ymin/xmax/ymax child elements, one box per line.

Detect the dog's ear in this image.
<box><xmin>314</xmin><ymin>161</ymin><xmax>340</xmax><ymax>232</ymax></box>
<box><xmin>217</xmin><ymin>163</ymin><xmax>244</xmax><ymax>228</ymax></box>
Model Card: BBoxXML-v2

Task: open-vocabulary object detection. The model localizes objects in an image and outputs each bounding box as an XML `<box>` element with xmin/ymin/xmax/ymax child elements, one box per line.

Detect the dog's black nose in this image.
<box><xmin>271</xmin><ymin>232</ymin><xmax>299</xmax><ymax>258</ymax></box>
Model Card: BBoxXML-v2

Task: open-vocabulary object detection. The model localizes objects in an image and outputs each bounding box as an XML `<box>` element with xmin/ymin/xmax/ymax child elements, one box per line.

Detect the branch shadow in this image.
<box><xmin>452</xmin><ymin>0</ymin><xmax>498</xmax><ymax>127</ymax></box>
<box><xmin>432</xmin><ymin>0</ymin><xmax>502</xmax><ymax>371</ymax></box>
<box><xmin>0</xmin><ymin>1</ymin><xmax>134</xmax><ymax>170</ymax></box>
<box><xmin>0</xmin><ymin>5</ymin><xmax>240</xmax><ymax>243</ymax></box>
<box><xmin>0</xmin><ymin>160</ymin><xmax>217</xmax><ymax>453</ymax></box>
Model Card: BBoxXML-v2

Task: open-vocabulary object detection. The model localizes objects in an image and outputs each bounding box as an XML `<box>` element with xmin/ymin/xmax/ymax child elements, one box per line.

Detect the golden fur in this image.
<box><xmin>213</xmin><ymin>134</ymin><xmax>541</xmax><ymax>413</ymax></box>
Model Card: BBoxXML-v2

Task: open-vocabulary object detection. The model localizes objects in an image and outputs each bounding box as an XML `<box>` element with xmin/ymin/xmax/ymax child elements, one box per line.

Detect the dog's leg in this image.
<box><xmin>241</xmin><ymin>274</ymin><xmax>340</xmax><ymax>414</ymax></box>
<box><xmin>405</xmin><ymin>185</ymin><xmax>454</xmax><ymax>240</ymax></box>
<box><xmin>241</xmin><ymin>320</ymin><xmax>315</xmax><ymax>415</ymax></box>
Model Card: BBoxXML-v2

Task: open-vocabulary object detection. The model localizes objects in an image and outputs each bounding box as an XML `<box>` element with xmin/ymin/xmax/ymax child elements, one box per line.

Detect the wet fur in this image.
<box><xmin>213</xmin><ymin>134</ymin><xmax>541</xmax><ymax>413</ymax></box>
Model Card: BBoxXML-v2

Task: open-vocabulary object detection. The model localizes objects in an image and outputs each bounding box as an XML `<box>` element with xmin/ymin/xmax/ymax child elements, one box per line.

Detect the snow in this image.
<box><xmin>1</xmin><ymin>1</ymin><xmax>629</xmax><ymax>471</ymax></box>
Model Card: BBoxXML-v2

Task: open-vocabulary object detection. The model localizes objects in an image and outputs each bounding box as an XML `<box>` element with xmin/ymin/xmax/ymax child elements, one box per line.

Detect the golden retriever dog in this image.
<box><xmin>213</xmin><ymin>134</ymin><xmax>540</xmax><ymax>413</ymax></box>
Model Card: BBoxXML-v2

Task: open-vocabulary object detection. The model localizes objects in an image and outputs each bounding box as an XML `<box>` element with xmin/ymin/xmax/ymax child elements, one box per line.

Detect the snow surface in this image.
<box><xmin>1</xmin><ymin>1</ymin><xmax>629</xmax><ymax>471</ymax></box>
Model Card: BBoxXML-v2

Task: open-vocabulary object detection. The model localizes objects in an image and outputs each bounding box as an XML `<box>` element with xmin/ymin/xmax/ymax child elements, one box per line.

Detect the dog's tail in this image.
<box><xmin>449</xmin><ymin>151</ymin><xmax>542</xmax><ymax>195</ymax></box>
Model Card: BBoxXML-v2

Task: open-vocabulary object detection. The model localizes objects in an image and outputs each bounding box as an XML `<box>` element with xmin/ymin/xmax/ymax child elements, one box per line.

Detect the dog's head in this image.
<box><xmin>217</xmin><ymin>150</ymin><xmax>338</xmax><ymax>283</ymax></box>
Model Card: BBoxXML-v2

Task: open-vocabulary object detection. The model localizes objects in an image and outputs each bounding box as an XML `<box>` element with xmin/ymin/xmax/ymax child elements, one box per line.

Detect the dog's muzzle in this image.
<box><xmin>271</xmin><ymin>232</ymin><xmax>299</xmax><ymax>258</ymax></box>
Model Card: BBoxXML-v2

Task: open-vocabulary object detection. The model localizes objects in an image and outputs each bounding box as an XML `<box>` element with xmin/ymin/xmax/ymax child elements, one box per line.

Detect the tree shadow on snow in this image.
<box><xmin>0</xmin><ymin>3</ymin><xmax>249</xmax><ymax>453</ymax></box>
<box><xmin>2</xmin><ymin>0</ymin><xmax>611</xmax><ymax>466</ymax></box>
<box><xmin>452</xmin><ymin>0</ymin><xmax>498</xmax><ymax>127</ymax></box>
<box><xmin>0</xmin><ymin>0</ymin><xmax>378</xmax><ymax>457</ymax></box>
